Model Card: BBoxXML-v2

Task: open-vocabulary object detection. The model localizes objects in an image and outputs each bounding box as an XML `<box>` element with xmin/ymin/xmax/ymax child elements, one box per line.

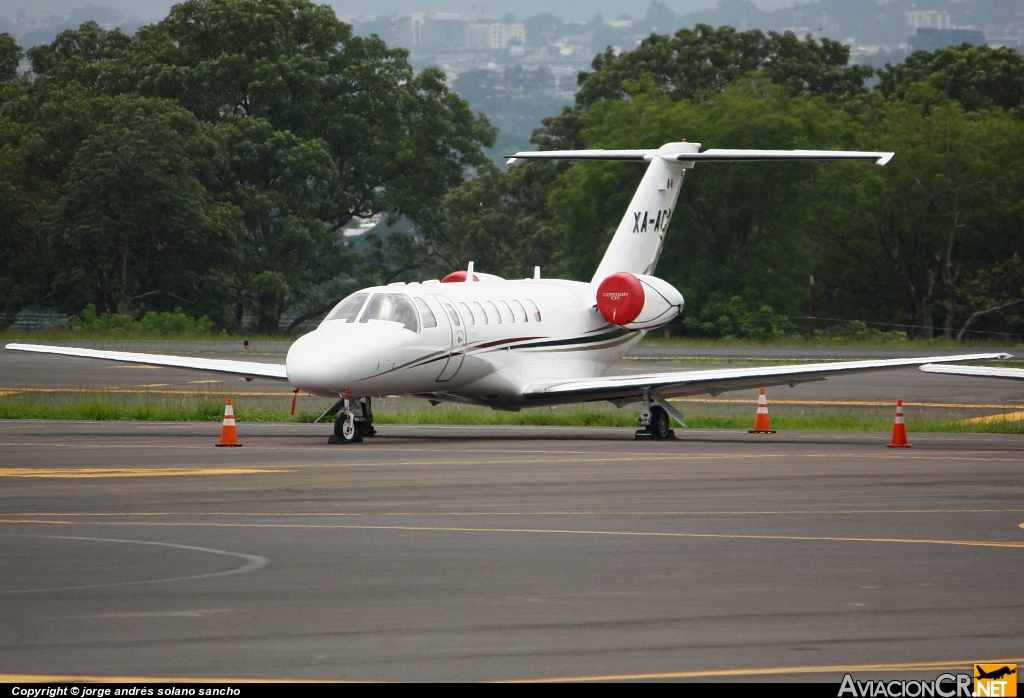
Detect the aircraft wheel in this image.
<box><xmin>341</xmin><ymin>415</ymin><xmax>363</xmax><ymax>443</ymax></box>
<box><xmin>651</xmin><ymin>405</ymin><xmax>672</xmax><ymax>439</ymax></box>
<box><xmin>334</xmin><ymin>413</ymin><xmax>363</xmax><ymax>443</ymax></box>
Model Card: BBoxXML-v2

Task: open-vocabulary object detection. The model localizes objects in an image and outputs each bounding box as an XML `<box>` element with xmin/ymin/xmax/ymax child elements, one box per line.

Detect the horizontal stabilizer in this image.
<box><xmin>507</xmin><ymin>148</ymin><xmax>893</xmax><ymax>166</ymax></box>
<box><xmin>506</xmin><ymin>149</ymin><xmax>655</xmax><ymax>163</ymax></box>
<box><xmin>5</xmin><ymin>343</ymin><xmax>289</xmax><ymax>381</ymax></box>
<box><xmin>677</xmin><ymin>149</ymin><xmax>893</xmax><ymax>165</ymax></box>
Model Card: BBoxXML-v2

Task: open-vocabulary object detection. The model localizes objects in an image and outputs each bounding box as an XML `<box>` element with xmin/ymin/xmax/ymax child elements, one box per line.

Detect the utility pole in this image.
<box><xmin>808</xmin><ymin>275</ymin><xmax>815</xmax><ymax>341</ymax></box>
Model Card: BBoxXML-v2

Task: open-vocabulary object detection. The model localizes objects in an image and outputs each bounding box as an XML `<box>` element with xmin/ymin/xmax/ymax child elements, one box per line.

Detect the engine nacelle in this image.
<box><xmin>595</xmin><ymin>272</ymin><xmax>683</xmax><ymax>330</ymax></box>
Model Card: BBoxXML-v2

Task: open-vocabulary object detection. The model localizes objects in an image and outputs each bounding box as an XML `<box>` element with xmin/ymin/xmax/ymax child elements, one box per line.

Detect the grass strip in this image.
<box><xmin>2</xmin><ymin>399</ymin><xmax>1022</xmax><ymax>433</ymax></box>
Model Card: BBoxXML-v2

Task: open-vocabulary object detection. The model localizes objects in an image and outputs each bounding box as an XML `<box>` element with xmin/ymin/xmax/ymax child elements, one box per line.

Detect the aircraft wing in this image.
<box><xmin>523</xmin><ymin>353</ymin><xmax>1012</xmax><ymax>403</ymax></box>
<box><xmin>5</xmin><ymin>343</ymin><xmax>289</xmax><ymax>381</ymax></box>
<box><xmin>920</xmin><ymin>363</ymin><xmax>1024</xmax><ymax>381</ymax></box>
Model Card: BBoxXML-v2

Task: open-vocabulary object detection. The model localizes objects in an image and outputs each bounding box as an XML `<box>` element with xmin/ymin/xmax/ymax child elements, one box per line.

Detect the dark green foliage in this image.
<box><xmin>815</xmin><ymin>321</ymin><xmax>906</xmax><ymax>342</ymax></box>
<box><xmin>51</xmin><ymin>97</ymin><xmax>241</xmax><ymax>317</ymax></box>
<box><xmin>421</xmin><ymin>161</ymin><xmax>562</xmax><ymax>279</ymax></box>
<box><xmin>572</xmin><ymin>24</ymin><xmax>872</xmax><ymax>118</ymax></box>
<box><xmin>68</xmin><ymin>303</ymin><xmax>218</xmax><ymax>336</ymax></box>
<box><xmin>0</xmin><ymin>0</ymin><xmax>492</xmax><ymax>332</ymax></box>
<box><xmin>877</xmin><ymin>44</ymin><xmax>1024</xmax><ymax>114</ymax></box>
<box><xmin>0</xmin><ymin>32</ymin><xmax>22</xmax><ymax>85</ymax></box>
<box><xmin>681</xmin><ymin>295</ymin><xmax>796</xmax><ymax>340</ymax></box>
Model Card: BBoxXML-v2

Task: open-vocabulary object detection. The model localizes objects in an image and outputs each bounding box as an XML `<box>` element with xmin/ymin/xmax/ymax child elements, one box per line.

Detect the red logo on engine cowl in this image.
<box><xmin>596</xmin><ymin>272</ymin><xmax>645</xmax><ymax>325</ymax></box>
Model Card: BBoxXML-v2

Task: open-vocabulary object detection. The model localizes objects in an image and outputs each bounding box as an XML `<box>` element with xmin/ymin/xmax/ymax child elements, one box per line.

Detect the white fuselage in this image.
<box><xmin>285</xmin><ymin>278</ymin><xmax>644</xmax><ymax>408</ymax></box>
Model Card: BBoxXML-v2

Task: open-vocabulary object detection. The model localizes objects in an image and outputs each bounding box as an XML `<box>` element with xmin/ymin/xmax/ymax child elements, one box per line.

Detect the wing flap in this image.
<box><xmin>5</xmin><ymin>343</ymin><xmax>289</xmax><ymax>381</ymax></box>
<box><xmin>524</xmin><ymin>353</ymin><xmax>1012</xmax><ymax>402</ymax></box>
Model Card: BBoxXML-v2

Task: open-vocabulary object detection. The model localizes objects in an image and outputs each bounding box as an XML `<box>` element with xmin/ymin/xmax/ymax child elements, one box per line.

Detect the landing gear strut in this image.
<box><xmin>359</xmin><ymin>396</ymin><xmax>376</xmax><ymax>437</ymax></box>
<box><xmin>635</xmin><ymin>388</ymin><xmax>674</xmax><ymax>440</ymax></box>
<box><xmin>327</xmin><ymin>390</ymin><xmax>375</xmax><ymax>444</ymax></box>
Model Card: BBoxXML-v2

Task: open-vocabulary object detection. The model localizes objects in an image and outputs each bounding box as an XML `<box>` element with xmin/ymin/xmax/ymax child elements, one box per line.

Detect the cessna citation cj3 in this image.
<box><xmin>7</xmin><ymin>141</ymin><xmax>1012</xmax><ymax>442</ymax></box>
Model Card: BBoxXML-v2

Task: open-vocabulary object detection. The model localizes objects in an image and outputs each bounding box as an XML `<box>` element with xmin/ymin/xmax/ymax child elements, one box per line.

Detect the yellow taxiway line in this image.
<box><xmin>3</xmin><ymin>657</ymin><xmax>1023</xmax><ymax>683</ymax></box>
<box><xmin>0</xmin><ymin>674</ymin><xmax>318</xmax><ymax>683</ymax></box>
<box><xmin>504</xmin><ymin>657</ymin><xmax>1024</xmax><ymax>683</ymax></box>
<box><xmin>8</xmin><ymin>508</ymin><xmax>1024</xmax><ymax>518</ymax></box>
<box><xmin>0</xmin><ymin>468</ymin><xmax>287</xmax><ymax>478</ymax></box>
<box><xmin>3</xmin><ymin>519</ymin><xmax>1022</xmax><ymax>549</ymax></box>
<box><xmin>958</xmin><ymin>410</ymin><xmax>1024</xmax><ymax>424</ymax></box>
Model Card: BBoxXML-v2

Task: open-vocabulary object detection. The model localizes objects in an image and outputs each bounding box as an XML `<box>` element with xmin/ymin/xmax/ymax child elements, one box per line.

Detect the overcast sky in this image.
<box><xmin>1</xmin><ymin>0</ymin><xmax>798</xmax><ymax>24</ymax></box>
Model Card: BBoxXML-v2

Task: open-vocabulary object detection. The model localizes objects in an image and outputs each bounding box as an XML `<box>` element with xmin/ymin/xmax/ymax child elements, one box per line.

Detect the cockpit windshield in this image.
<box><xmin>358</xmin><ymin>293</ymin><xmax>420</xmax><ymax>332</ymax></box>
<box><xmin>325</xmin><ymin>293</ymin><xmax>368</xmax><ymax>323</ymax></box>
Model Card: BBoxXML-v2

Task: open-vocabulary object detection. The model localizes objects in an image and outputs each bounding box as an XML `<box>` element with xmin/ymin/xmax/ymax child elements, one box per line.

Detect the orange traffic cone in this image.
<box><xmin>749</xmin><ymin>388</ymin><xmax>776</xmax><ymax>433</ymax></box>
<box><xmin>886</xmin><ymin>399</ymin><xmax>911</xmax><ymax>448</ymax></box>
<box><xmin>215</xmin><ymin>398</ymin><xmax>241</xmax><ymax>447</ymax></box>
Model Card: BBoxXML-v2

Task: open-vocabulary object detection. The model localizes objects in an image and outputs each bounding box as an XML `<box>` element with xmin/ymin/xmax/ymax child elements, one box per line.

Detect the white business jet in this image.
<box><xmin>7</xmin><ymin>141</ymin><xmax>1011</xmax><ymax>442</ymax></box>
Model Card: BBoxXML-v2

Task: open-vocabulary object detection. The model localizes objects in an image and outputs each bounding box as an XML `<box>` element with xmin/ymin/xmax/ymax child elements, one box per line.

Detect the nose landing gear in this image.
<box><xmin>327</xmin><ymin>391</ymin><xmax>375</xmax><ymax>444</ymax></box>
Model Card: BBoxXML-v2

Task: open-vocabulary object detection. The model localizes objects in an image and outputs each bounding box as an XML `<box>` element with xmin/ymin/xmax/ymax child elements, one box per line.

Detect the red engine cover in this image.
<box><xmin>441</xmin><ymin>271</ymin><xmax>480</xmax><ymax>283</ymax></box>
<box><xmin>597</xmin><ymin>272</ymin><xmax>645</xmax><ymax>325</ymax></box>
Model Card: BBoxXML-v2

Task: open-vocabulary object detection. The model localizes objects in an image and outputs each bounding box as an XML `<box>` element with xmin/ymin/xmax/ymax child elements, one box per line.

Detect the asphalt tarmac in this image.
<box><xmin>1</xmin><ymin>421</ymin><xmax>1022</xmax><ymax>681</ymax></box>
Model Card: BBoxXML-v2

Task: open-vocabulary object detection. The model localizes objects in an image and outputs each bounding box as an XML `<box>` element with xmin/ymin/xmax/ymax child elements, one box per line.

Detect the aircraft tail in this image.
<box><xmin>506</xmin><ymin>143</ymin><xmax>894</xmax><ymax>283</ymax></box>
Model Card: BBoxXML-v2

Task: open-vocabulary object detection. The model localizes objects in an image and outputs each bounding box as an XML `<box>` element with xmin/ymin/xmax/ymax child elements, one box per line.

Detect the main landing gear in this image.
<box><xmin>635</xmin><ymin>388</ymin><xmax>675</xmax><ymax>440</ymax></box>
<box><xmin>328</xmin><ymin>391</ymin><xmax>376</xmax><ymax>444</ymax></box>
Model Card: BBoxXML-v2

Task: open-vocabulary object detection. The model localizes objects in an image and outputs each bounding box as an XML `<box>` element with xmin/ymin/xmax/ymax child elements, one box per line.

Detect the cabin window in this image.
<box><xmin>485</xmin><ymin>301</ymin><xmax>501</xmax><ymax>324</ymax></box>
<box><xmin>458</xmin><ymin>302</ymin><xmax>475</xmax><ymax>325</ymax></box>
<box><xmin>359</xmin><ymin>293</ymin><xmax>420</xmax><ymax>332</ymax></box>
<box><xmin>526</xmin><ymin>299</ymin><xmax>542</xmax><ymax>322</ymax></box>
<box><xmin>442</xmin><ymin>302</ymin><xmax>461</xmax><ymax>327</ymax></box>
<box><xmin>512</xmin><ymin>300</ymin><xmax>528</xmax><ymax>323</ymax></box>
<box><xmin>325</xmin><ymin>293</ymin><xmax>368</xmax><ymax>323</ymax></box>
<box><xmin>498</xmin><ymin>300</ymin><xmax>515</xmax><ymax>323</ymax></box>
<box><xmin>413</xmin><ymin>297</ymin><xmax>437</xmax><ymax>329</ymax></box>
<box><xmin>473</xmin><ymin>301</ymin><xmax>488</xmax><ymax>325</ymax></box>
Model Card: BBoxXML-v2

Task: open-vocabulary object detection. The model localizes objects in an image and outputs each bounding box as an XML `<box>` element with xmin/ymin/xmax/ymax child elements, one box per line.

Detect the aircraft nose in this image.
<box><xmin>286</xmin><ymin>324</ymin><xmax>402</xmax><ymax>394</ymax></box>
<box><xmin>286</xmin><ymin>329</ymin><xmax>350</xmax><ymax>393</ymax></box>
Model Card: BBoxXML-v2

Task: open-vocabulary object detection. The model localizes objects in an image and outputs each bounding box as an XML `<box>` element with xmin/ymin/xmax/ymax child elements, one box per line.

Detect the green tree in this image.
<box><xmin>26</xmin><ymin>22</ymin><xmax>131</xmax><ymax>90</ymax></box>
<box><xmin>877</xmin><ymin>44</ymin><xmax>1024</xmax><ymax>114</ymax></box>
<box><xmin>2</xmin><ymin>0</ymin><xmax>493</xmax><ymax>332</ymax></box>
<box><xmin>422</xmin><ymin>161</ymin><xmax>562</xmax><ymax>279</ymax></box>
<box><xmin>211</xmin><ymin>117</ymin><xmax>339</xmax><ymax>331</ymax></box>
<box><xmin>50</xmin><ymin>97</ymin><xmax>243</xmax><ymax>318</ymax></box>
<box><xmin>118</xmin><ymin>0</ymin><xmax>494</xmax><ymax>233</ymax></box>
<box><xmin>848</xmin><ymin>101</ymin><xmax>1021</xmax><ymax>338</ymax></box>
<box><xmin>0</xmin><ymin>32</ymin><xmax>22</xmax><ymax>86</ymax></box>
<box><xmin>955</xmin><ymin>254</ymin><xmax>1024</xmax><ymax>341</ymax></box>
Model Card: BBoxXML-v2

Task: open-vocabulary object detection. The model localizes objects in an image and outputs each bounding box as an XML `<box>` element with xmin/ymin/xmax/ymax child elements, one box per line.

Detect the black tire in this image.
<box><xmin>335</xmin><ymin>414</ymin><xmax>363</xmax><ymax>443</ymax></box>
<box><xmin>651</xmin><ymin>405</ymin><xmax>671</xmax><ymax>439</ymax></box>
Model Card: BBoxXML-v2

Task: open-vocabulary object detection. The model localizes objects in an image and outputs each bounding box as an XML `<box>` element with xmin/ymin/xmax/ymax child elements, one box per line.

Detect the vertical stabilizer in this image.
<box><xmin>590</xmin><ymin>142</ymin><xmax>698</xmax><ymax>282</ymax></box>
